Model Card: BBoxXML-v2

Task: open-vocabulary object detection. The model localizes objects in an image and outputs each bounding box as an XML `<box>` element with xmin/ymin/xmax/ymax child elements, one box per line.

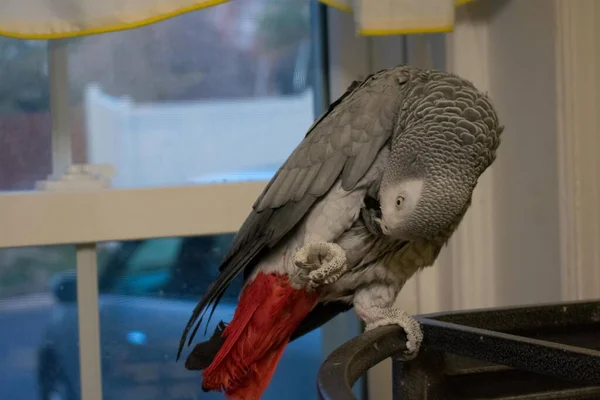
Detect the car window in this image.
<box><xmin>111</xmin><ymin>238</ymin><xmax>182</xmax><ymax>296</ymax></box>
<box><xmin>161</xmin><ymin>233</ymin><xmax>242</xmax><ymax>300</ymax></box>
<box><xmin>108</xmin><ymin>233</ymin><xmax>243</xmax><ymax>300</ymax></box>
<box><xmin>97</xmin><ymin>241</ymin><xmax>124</xmax><ymax>274</ymax></box>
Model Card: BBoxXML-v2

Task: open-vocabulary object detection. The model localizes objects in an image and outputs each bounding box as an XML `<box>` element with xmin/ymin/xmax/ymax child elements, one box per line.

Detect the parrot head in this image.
<box><xmin>377</xmin><ymin>94</ymin><xmax>502</xmax><ymax>242</ymax></box>
<box><xmin>378</xmin><ymin>162</ymin><xmax>475</xmax><ymax>243</ymax></box>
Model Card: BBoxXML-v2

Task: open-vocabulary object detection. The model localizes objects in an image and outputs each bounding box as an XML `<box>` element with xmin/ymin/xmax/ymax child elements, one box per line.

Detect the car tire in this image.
<box><xmin>39</xmin><ymin>353</ymin><xmax>75</xmax><ymax>400</ymax></box>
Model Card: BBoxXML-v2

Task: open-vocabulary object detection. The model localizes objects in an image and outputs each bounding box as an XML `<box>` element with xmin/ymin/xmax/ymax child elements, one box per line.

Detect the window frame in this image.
<box><xmin>0</xmin><ymin>182</ymin><xmax>267</xmax><ymax>248</ymax></box>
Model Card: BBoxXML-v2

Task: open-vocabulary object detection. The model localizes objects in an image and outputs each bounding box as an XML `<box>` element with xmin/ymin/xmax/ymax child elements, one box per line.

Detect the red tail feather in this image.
<box><xmin>202</xmin><ymin>273</ymin><xmax>319</xmax><ymax>400</ymax></box>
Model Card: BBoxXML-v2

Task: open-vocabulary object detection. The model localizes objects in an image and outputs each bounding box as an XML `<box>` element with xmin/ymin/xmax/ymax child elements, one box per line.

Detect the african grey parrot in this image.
<box><xmin>176</xmin><ymin>64</ymin><xmax>503</xmax><ymax>400</ymax></box>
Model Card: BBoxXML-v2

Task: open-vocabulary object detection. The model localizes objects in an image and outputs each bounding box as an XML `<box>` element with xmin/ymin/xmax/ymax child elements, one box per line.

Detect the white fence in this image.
<box><xmin>84</xmin><ymin>85</ymin><xmax>315</xmax><ymax>188</ymax></box>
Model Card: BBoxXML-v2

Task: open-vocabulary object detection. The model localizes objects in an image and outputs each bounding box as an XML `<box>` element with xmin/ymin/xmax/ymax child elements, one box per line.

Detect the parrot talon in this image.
<box><xmin>291</xmin><ymin>242</ymin><xmax>347</xmax><ymax>291</ymax></box>
<box><xmin>361</xmin><ymin>307</ymin><xmax>423</xmax><ymax>360</ymax></box>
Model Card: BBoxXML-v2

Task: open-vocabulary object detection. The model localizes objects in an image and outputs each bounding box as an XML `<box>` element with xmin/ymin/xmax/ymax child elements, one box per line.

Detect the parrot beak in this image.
<box><xmin>362</xmin><ymin>195</ymin><xmax>383</xmax><ymax>236</ymax></box>
<box><xmin>364</xmin><ymin>194</ymin><xmax>382</xmax><ymax>218</ymax></box>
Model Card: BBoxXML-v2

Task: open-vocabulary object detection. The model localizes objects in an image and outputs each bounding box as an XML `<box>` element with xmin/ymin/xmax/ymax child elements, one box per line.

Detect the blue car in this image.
<box><xmin>37</xmin><ymin>169</ymin><xmax>322</xmax><ymax>400</ymax></box>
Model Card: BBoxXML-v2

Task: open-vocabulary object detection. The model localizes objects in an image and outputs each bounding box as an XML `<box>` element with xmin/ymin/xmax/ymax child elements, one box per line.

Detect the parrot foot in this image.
<box><xmin>360</xmin><ymin>306</ymin><xmax>423</xmax><ymax>360</ymax></box>
<box><xmin>291</xmin><ymin>242</ymin><xmax>348</xmax><ymax>291</ymax></box>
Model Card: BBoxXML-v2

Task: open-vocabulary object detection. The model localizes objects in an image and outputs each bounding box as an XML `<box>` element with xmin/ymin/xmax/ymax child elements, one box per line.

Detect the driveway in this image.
<box><xmin>0</xmin><ymin>294</ymin><xmax>53</xmax><ymax>400</ymax></box>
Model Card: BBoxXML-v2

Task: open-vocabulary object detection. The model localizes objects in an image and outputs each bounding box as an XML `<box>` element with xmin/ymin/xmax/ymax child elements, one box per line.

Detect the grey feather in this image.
<box><xmin>255</xmin><ymin>70</ymin><xmax>408</xmax><ymax>212</ymax></box>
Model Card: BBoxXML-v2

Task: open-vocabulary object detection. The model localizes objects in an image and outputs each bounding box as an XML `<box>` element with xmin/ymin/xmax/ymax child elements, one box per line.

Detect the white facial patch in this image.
<box><xmin>379</xmin><ymin>179</ymin><xmax>425</xmax><ymax>236</ymax></box>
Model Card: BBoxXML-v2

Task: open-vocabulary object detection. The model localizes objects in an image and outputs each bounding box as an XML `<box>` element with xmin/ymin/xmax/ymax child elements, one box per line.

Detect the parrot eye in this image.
<box><xmin>396</xmin><ymin>196</ymin><xmax>405</xmax><ymax>208</ymax></box>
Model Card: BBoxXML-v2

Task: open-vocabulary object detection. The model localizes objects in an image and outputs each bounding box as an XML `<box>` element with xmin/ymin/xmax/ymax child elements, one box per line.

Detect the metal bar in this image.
<box><xmin>317</xmin><ymin>325</ymin><xmax>407</xmax><ymax>400</ymax></box>
<box><xmin>421</xmin><ymin>298</ymin><xmax>600</xmax><ymax>331</ymax></box>
<box><xmin>310</xmin><ymin>0</ymin><xmax>330</xmax><ymax>119</ymax></box>
<box><xmin>393</xmin><ymin>348</ymin><xmax>446</xmax><ymax>400</ymax></box>
<box><xmin>317</xmin><ymin>301</ymin><xmax>600</xmax><ymax>399</ymax></box>
<box><xmin>48</xmin><ymin>39</ymin><xmax>72</xmax><ymax>177</ymax></box>
<box><xmin>419</xmin><ymin>318</ymin><xmax>600</xmax><ymax>385</ymax></box>
<box><xmin>76</xmin><ymin>243</ymin><xmax>103</xmax><ymax>400</ymax></box>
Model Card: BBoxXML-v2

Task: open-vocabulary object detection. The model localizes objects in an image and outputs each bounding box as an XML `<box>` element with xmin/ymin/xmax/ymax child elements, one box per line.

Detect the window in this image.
<box><xmin>67</xmin><ymin>0</ymin><xmax>316</xmax><ymax>189</ymax></box>
<box><xmin>109</xmin><ymin>238</ymin><xmax>181</xmax><ymax>296</ymax></box>
<box><xmin>102</xmin><ymin>234</ymin><xmax>242</xmax><ymax>299</ymax></box>
<box><xmin>15</xmin><ymin>236</ymin><xmax>321</xmax><ymax>400</ymax></box>
<box><xmin>0</xmin><ymin>1</ymin><xmax>328</xmax><ymax>400</ymax></box>
<box><xmin>0</xmin><ymin>38</ymin><xmax>51</xmax><ymax>191</ymax></box>
<box><xmin>0</xmin><ymin>245</ymin><xmax>80</xmax><ymax>400</ymax></box>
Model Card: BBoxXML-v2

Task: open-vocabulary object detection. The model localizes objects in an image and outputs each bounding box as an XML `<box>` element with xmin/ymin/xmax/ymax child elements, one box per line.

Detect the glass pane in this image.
<box><xmin>0</xmin><ymin>39</ymin><xmax>51</xmax><ymax>191</ymax></box>
<box><xmin>98</xmin><ymin>234</ymin><xmax>321</xmax><ymax>400</ymax></box>
<box><xmin>0</xmin><ymin>244</ymin><xmax>80</xmax><ymax>400</ymax></box>
<box><xmin>68</xmin><ymin>0</ymin><xmax>318</xmax><ymax>189</ymax></box>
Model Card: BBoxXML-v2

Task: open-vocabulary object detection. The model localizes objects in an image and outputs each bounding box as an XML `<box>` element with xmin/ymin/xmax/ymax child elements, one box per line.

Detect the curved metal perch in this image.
<box><xmin>317</xmin><ymin>325</ymin><xmax>406</xmax><ymax>400</ymax></box>
<box><xmin>317</xmin><ymin>300</ymin><xmax>600</xmax><ymax>400</ymax></box>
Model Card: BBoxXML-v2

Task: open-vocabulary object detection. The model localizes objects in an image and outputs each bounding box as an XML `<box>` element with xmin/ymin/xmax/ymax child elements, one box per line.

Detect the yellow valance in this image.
<box><xmin>0</xmin><ymin>0</ymin><xmax>475</xmax><ymax>40</ymax></box>
<box><xmin>324</xmin><ymin>0</ymin><xmax>475</xmax><ymax>35</ymax></box>
<box><xmin>324</xmin><ymin>0</ymin><xmax>474</xmax><ymax>11</ymax></box>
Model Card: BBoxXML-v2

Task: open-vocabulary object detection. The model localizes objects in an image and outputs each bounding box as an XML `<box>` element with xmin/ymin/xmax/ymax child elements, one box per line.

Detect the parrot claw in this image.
<box><xmin>291</xmin><ymin>242</ymin><xmax>348</xmax><ymax>291</ymax></box>
<box><xmin>362</xmin><ymin>307</ymin><xmax>423</xmax><ymax>360</ymax></box>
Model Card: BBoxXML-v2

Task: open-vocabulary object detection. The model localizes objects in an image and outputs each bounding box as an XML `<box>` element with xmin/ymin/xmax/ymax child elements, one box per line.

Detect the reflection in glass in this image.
<box><xmin>0</xmin><ymin>244</ymin><xmax>80</xmax><ymax>400</ymax></box>
<box><xmin>68</xmin><ymin>0</ymin><xmax>317</xmax><ymax>188</ymax></box>
<box><xmin>0</xmin><ymin>39</ymin><xmax>52</xmax><ymax>191</ymax></box>
<box><xmin>95</xmin><ymin>234</ymin><xmax>321</xmax><ymax>400</ymax></box>
<box><xmin>20</xmin><ymin>234</ymin><xmax>321</xmax><ymax>400</ymax></box>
